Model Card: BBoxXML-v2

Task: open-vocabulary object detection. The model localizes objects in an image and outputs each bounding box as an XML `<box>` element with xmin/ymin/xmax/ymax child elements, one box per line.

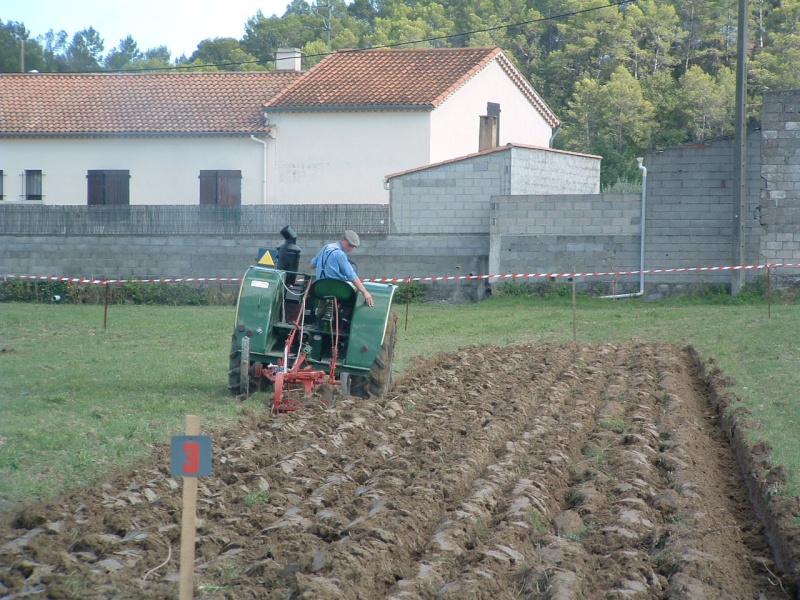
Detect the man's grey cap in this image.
<box><xmin>344</xmin><ymin>230</ymin><xmax>360</xmax><ymax>247</ymax></box>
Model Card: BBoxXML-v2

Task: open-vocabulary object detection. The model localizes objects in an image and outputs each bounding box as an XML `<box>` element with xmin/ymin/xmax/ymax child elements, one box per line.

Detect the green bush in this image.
<box><xmin>393</xmin><ymin>281</ymin><xmax>426</xmax><ymax>304</ymax></box>
<box><xmin>493</xmin><ymin>280</ymin><xmax>534</xmax><ymax>297</ymax></box>
<box><xmin>494</xmin><ymin>279</ymin><xmax>575</xmax><ymax>299</ymax></box>
<box><xmin>601</xmin><ymin>176</ymin><xmax>642</xmax><ymax>194</ymax></box>
<box><xmin>0</xmin><ymin>279</ymin><xmax>68</xmax><ymax>303</ymax></box>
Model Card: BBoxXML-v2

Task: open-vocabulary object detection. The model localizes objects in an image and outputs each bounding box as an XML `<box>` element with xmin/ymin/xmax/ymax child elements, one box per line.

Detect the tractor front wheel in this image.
<box><xmin>228</xmin><ymin>334</ymin><xmax>244</xmax><ymax>395</ymax></box>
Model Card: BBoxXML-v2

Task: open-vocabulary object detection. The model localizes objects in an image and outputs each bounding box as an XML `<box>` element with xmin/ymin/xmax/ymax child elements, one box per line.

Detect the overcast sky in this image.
<box><xmin>6</xmin><ymin>0</ymin><xmax>294</xmax><ymax>59</ymax></box>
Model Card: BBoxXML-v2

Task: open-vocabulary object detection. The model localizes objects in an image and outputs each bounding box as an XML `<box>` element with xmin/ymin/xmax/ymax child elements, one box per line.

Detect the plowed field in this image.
<box><xmin>1</xmin><ymin>342</ymin><xmax>798</xmax><ymax>599</ymax></box>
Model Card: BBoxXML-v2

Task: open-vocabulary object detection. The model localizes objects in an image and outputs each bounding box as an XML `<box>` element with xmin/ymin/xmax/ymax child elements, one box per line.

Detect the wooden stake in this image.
<box><xmin>103</xmin><ymin>282</ymin><xmax>110</xmax><ymax>331</ymax></box>
<box><xmin>572</xmin><ymin>278</ymin><xmax>577</xmax><ymax>342</ymax></box>
<box><xmin>404</xmin><ymin>277</ymin><xmax>411</xmax><ymax>331</ymax></box>
<box><xmin>767</xmin><ymin>265</ymin><xmax>772</xmax><ymax>320</ymax></box>
<box><xmin>179</xmin><ymin>415</ymin><xmax>200</xmax><ymax>600</ymax></box>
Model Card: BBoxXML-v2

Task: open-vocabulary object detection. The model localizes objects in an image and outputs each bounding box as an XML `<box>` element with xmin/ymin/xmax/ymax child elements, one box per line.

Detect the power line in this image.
<box><xmin>105</xmin><ymin>0</ymin><xmax>636</xmax><ymax>73</ymax></box>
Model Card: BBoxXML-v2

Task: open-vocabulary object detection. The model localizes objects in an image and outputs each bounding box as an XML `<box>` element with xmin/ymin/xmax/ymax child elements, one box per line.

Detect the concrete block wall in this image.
<box><xmin>388</xmin><ymin>145</ymin><xmax>602</xmax><ymax>235</ymax></box>
<box><xmin>0</xmin><ymin>228</ymin><xmax>489</xmax><ymax>302</ymax></box>
<box><xmin>0</xmin><ymin>232</ymin><xmax>477</xmax><ymax>281</ymax></box>
<box><xmin>759</xmin><ymin>91</ymin><xmax>800</xmax><ymax>275</ymax></box>
<box><xmin>389</xmin><ymin>153</ymin><xmax>506</xmax><ymax>235</ymax></box>
<box><xmin>643</xmin><ymin>135</ymin><xmax>764</xmax><ymax>286</ymax></box>
<box><xmin>490</xmin><ymin>193</ymin><xmax>643</xmax><ymax>294</ymax></box>
<box><xmin>368</xmin><ymin>234</ymin><xmax>491</xmax><ymax>301</ymax></box>
<box><xmin>509</xmin><ymin>147</ymin><xmax>601</xmax><ymax>195</ymax></box>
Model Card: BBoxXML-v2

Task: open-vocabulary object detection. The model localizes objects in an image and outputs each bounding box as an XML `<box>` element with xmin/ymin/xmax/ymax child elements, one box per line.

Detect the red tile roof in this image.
<box><xmin>265</xmin><ymin>47</ymin><xmax>559</xmax><ymax>127</ymax></box>
<box><xmin>0</xmin><ymin>71</ymin><xmax>303</xmax><ymax>136</ymax></box>
<box><xmin>0</xmin><ymin>48</ymin><xmax>558</xmax><ymax>136</ymax></box>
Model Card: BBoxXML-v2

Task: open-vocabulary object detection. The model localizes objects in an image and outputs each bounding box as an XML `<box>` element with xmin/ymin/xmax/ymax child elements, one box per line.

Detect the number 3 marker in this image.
<box><xmin>171</xmin><ymin>436</ymin><xmax>212</xmax><ymax>477</ymax></box>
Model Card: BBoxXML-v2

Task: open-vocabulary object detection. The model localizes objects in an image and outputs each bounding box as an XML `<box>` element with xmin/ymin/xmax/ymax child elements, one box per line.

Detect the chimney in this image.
<box><xmin>478</xmin><ymin>102</ymin><xmax>501</xmax><ymax>151</ymax></box>
<box><xmin>276</xmin><ymin>48</ymin><xmax>302</xmax><ymax>71</ymax></box>
<box><xmin>479</xmin><ymin>116</ymin><xmax>498</xmax><ymax>151</ymax></box>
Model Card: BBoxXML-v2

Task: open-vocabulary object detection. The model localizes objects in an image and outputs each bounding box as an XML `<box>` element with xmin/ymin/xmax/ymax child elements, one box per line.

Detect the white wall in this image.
<box><xmin>266</xmin><ymin>111</ymin><xmax>431</xmax><ymax>205</ymax></box>
<box><xmin>509</xmin><ymin>147</ymin><xmax>601</xmax><ymax>195</ymax></box>
<box><xmin>429</xmin><ymin>60</ymin><xmax>553</xmax><ymax>163</ymax></box>
<box><xmin>1</xmin><ymin>137</ymin><xmax>266</xmax><ymax>205</ymax></box>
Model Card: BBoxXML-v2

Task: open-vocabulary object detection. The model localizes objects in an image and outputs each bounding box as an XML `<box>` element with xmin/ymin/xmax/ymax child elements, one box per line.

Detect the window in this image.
<box><xmin>24</xmin><ymin>170</ymin><xmax>43</xmax><ymax>200</ymax></box>
<box><xmin>199</xmin><ymin>170</ymin><xmax>242</xmax><ymax>206</ymax></box>
<box><xmin>87</xmin><ymin>170</ymin><xmax>130</xmax><ymax>205</ymax></box>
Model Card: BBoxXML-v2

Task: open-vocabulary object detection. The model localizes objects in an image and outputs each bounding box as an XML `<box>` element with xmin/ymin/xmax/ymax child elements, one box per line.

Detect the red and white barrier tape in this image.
<box><xmin>1</xmin><ymin>276</ymin><xmax>243</xmax><ymax>284</ymax></box>
<box><xmin>3</xmin><ymin>263</ymin><xmax>800</xmax><ymax>285</ymax></box>
<box><xmin>365</xmin><ymin>262</ymin><xmax>800</xmax><ymax>283</ymax></box>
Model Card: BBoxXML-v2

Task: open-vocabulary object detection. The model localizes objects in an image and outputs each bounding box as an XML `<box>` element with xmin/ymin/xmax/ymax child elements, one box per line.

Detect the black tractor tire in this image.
<box><xmin>228</xmin><ymin>333</ymin><xmax>244</xmax><ymax>395</ymax></box>
<box><xmin>350</xmin><ymin>312</ymin><xmax>397</xmax><ymax>398</ymax></box>
<box><xmin>229</xmin><ymin>333</ymin><xmax>271</xmax><ymax>397</ymax></box>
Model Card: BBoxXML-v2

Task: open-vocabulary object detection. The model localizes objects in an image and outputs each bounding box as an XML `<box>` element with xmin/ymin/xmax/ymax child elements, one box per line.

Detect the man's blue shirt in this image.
<box><xmin>310</xmin><ymin>242</ymin><xmax>357</xmax><ymax>281</ymax></box>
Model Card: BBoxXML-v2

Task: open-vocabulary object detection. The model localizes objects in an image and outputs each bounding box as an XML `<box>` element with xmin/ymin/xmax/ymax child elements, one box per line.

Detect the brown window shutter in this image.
<box><xmin>199</xmin><ymin>170</ymin><xmax>218</xmax><ymax>205</ymax></box>
<box><xmin>105</xmin><ymin>170</ymin><xmax>130</xmax><ymax>205</ymax></box>
<box><xmin>217</xmin><ymin>170</ymin><xmax>242</xmax><ymax>206</ymax></box>
<box><xmin>199</xmin><ymin>170</ymin><xmax>241</xmax><ymax>206</ymax></box>
<box><xmin>87</xmin><ymin>171</ymin><xmax>105</xmax><ymax>205</ymax></box>
<box><xmin>87</xmin><ymin>170</ymin><xmax>130</xmax><ymax>205</ymax></box>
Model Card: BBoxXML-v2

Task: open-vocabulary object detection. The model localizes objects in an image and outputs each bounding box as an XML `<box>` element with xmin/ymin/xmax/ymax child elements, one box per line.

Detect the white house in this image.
<box><xmin>263</xmin><ymin>47</ymin><xmax>559</xmax><ymax>204</ymax></box>
<box><xmin>0</xmin><ymin>47</ymin><xmax>559</xmax><ymax>206</ymax></box>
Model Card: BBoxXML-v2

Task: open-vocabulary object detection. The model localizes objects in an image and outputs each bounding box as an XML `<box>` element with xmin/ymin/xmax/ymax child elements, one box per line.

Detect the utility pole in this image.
<box><xmin>732</xmin><ymin>0</ymin><xmax>748</xmax><ymax>295</ymax></box>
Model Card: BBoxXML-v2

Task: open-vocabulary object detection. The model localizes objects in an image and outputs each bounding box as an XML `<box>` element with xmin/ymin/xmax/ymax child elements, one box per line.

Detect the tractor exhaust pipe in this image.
<box><xmin>276</xmin><ymin>225</ymin><xmax>301</xmax><ymax>285</ymax></box>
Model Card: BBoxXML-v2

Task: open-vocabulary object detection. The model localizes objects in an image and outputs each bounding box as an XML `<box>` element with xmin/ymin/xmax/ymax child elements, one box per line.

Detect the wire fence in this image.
<box><xmin>0</xmin><ymin>205</ymin><xmax>391</xmax><ymax>236</ymax></box>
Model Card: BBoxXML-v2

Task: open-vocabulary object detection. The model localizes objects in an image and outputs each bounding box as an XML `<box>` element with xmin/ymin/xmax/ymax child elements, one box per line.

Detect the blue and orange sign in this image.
<box><xmin>170</xmin><ymin>435</ymin><xmax>212</xmax><ymax>477</ymax></box>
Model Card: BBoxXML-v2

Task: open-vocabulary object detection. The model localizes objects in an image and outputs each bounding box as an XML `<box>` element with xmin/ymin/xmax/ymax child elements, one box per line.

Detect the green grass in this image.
<box><xmin>1</xmin><ymin>293</ymin><xmax>800</xmax><ymax>512</ymax></box>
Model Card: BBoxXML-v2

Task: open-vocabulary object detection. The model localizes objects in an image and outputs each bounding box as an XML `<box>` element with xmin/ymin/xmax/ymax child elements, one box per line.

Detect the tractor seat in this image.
<box><xmin>309</xmin><ymin>278</ymin><xmax>357</xmax><ymax>303</ymax></box>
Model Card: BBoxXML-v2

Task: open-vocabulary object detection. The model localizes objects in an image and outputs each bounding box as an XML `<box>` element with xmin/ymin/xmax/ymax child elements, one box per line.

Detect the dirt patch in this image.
<box><xmin>1</xmin><ymin>342</ymin><xmax>798</xmax><ymax>598</ymax></box>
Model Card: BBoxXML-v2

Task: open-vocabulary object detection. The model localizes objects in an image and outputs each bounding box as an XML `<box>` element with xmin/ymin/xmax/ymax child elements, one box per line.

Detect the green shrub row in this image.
<box><xmin>491</xmin><ymin>273</ymin><xmax>791</xmax><ymax>304</ymax></box>
<box><xmin>0</xmin><ymin>279</ymin><xmax>239</xmax><ymax>306</ymax></box>
<box><xmin>3</xmin><ymin>273</ymin><xmax>789</xmax><ymax>306</ymax></box>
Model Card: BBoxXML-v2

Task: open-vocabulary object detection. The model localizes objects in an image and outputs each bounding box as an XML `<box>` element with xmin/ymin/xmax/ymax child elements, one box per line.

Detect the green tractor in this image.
<box><xmin>228</xmin><ymin>227</ymin><xmax>398</xmax><ymax>412</ymax></box>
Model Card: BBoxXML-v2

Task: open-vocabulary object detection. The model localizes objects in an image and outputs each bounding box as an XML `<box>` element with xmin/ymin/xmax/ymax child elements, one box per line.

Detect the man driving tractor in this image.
<box><xmin>309</xmin><ymin>230</ymin><xmax>374</xmax><ymax>307</ymax></box>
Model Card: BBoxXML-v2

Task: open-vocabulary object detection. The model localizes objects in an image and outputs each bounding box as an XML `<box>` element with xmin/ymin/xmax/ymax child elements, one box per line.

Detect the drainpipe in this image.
<box><xmin>548</xmin><ymin>125</ymin><xmax>561</xmax><ymax>148</ymax></box>
<box><xmin>602</xmin><ymin>157</ymin><xmax>647</xmax><ymax>299</ymax></box>
<box><xmin>250</xmin><ymin>135</ymin><xmax>268</xmax><ymax>205</ymax></box>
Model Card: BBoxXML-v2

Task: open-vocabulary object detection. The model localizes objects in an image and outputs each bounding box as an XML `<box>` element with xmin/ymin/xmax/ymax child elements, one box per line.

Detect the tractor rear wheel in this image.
<box><xmin>350</xmin><ymin>312</ymin><xmax>397</xmax><ymax>398</ymax></box>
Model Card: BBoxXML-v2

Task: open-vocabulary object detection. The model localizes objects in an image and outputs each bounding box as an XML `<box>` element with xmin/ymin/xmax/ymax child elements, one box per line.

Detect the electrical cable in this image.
<box><xmin>100</xmin><ymin>0</ymin><xmax>636</xmax><ymax>73</ymax></box>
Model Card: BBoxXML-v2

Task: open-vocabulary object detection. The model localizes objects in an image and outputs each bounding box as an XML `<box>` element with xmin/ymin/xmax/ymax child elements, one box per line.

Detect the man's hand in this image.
<box><xmin>353</xmin><ymin>277</ymin><xmax>374</xmax><ymax>307</ymax></box>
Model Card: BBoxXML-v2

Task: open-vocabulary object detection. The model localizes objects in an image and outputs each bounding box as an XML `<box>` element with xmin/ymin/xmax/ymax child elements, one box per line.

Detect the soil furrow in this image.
<box><xmin>386</xmin><ymin>345</ymin><xmax>615</xmax><ymax>598</ymax></box>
